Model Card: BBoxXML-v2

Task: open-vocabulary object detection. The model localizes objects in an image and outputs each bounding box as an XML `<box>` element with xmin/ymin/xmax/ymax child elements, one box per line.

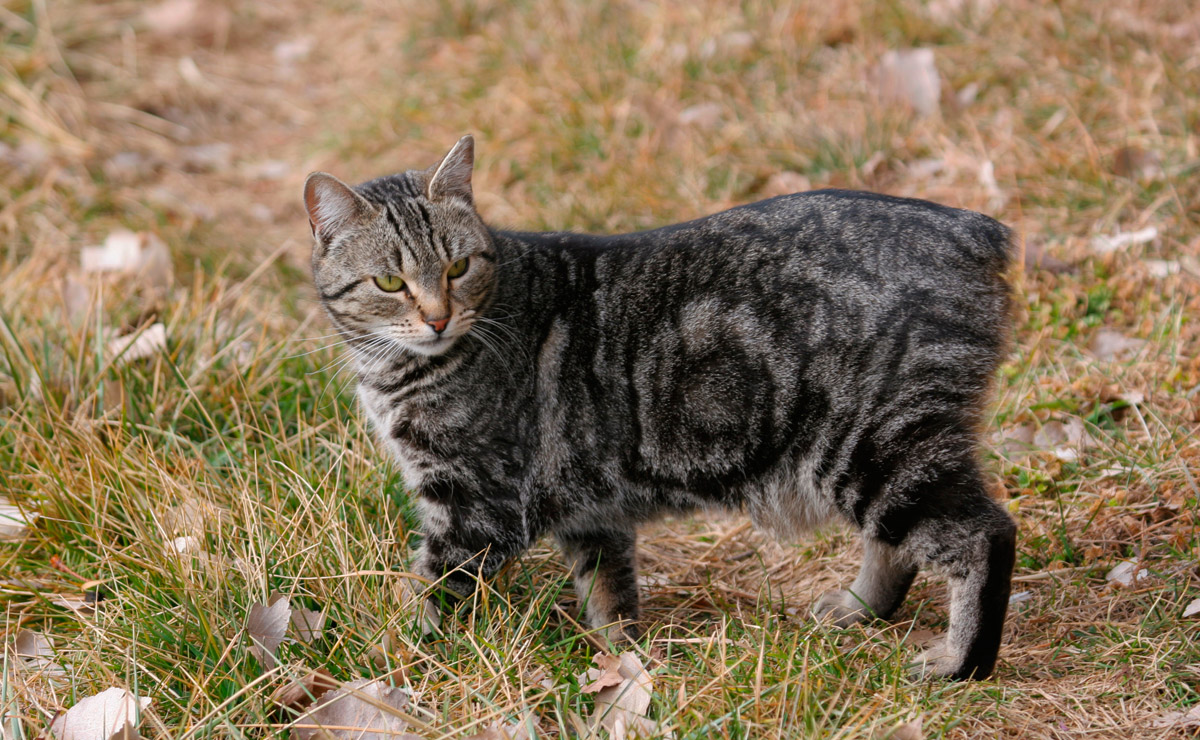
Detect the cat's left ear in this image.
<box><xmin>425</xmin><ymin>135</ymin><xmax>475</xmax><ymax>204</ymax></box>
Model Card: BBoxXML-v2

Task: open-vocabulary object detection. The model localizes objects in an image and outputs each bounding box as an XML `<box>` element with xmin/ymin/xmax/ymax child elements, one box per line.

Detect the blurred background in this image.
<box><xmin>2</xmin><ymin>0</ymin><xmax>1200</xmax><ymax>737</ymax></box>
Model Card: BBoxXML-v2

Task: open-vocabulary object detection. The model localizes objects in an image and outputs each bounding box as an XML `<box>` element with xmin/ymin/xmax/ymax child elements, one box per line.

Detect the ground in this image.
<box><xmin>1</xmin><ymin>0</ymin><xmax>1199</xmax><ymax>738</ymax></box>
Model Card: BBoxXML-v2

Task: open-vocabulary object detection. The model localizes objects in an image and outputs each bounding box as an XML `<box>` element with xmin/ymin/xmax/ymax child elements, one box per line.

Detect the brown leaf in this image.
<box><xmin>463</xmin><ymin>719</ymin><xmax>534</xmax><ymax>740</ymax></box>
<box><xmin>106</xmin><ymin>323</ymin><xmax>167</xmax><ymax>368</ymax></box>
<box><xmin>290</xmin><ymin>678</ymin><xmax>416</xmax><ymax>740</ymax></box>
<box><xmin>1112</xmin><ymin>146</ymin><xmax>1163</xmax><ymax>181</ymax></box>
<box><xmin>80</xmin><ymin>231</ymin><xmax>172</xmax><ymax>300</ymax></box>
<box><xmin>12</xmin><ymin>630</ymin><xmax>54</xmax><ymax>661</ymax></box>
<box><xmin>904</xmin><ymin>629</ymin><xmax>938</xmax><ymax>648</ymax></box>
<box><xmin>578</xmin><ymin>653</ymin><xmax>626</xmax><ymax>694</ymax></box>
<box><xmin>873</xmin><ymin>49</ymin><xmax>941</xmax><ymax>116</ymax></box>
<box><xmin>1089</xmin><ymin>329</ymin><xmax>1147</xmax><ymax>361</ymax></box>
<box><xmin>0</xmin><ymin>500</ymin><xmax>37</xmax><ymax>541</ymax></box>
<box><xmin>1105</xmin><ymin>559</ymin><xmax>1150</xmax><ymax>588</ymax></box>
<box><xmin>1183</xmin><ymin>598</ymin><xmax>1200</xmax><ymax>618</ymax></box>
<box><xmin>247</xmin><ymin>594</ymin><xmax>291</xmax><ymax>670</ymax></box>
<box><xmin>585</xmin><ymin>652</ymin><xmax>666</xmax><ymax>739</ymax></box>
<box><xmin>50</xmin><ymin>687</ymin><xmax>151</xmax><ymax>740</ymax></box>
<box><xmin>761</xmin><ymin>172</ymin><xmax>812</xmax><ymax>198</ymax></box>
<box><xmin>290</xmin><ymin>608</ymin><xmax>326</xmax><ymax>644</ymax></box>
<box><xmin>876</xmin><ymin>717</ymin><xmax>924</xmax><ymax>740</ymax></box>
<box><xmin>1090</xmin><ymin>227</ymin><xmax>1157</xmax><ymax>254</ymax></box>
<box><xmin>271</xmin><ymin>668</ymin><xmax>340</xmax><ymax>713</ymax></box>
<box><xmin>1150</xmin><ymin>704</ymin><xmax>1200</xmax><ymax>729</ymax></box>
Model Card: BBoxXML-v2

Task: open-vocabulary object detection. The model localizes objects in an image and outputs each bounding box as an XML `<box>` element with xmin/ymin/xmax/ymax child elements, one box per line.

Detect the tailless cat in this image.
<box><xmin>303</xmin><ymin>136</ymin><xmax>1017</xmax><ymax>680</ymax></box>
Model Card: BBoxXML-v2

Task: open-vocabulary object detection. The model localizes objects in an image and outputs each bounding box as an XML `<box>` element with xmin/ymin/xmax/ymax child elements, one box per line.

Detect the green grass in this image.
<box><xmin>3</xmin><ymin>0</ymin><xmax>1200</xmax><ymax>737</ymax></box>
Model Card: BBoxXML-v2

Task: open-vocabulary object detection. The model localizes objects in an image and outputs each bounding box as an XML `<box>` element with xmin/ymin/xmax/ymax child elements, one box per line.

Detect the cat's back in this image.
<box><xmin>635</xmin><ymin>189</ymin><xmax>1013</xmax><ymax>280</ymax></box>
<box><xmin>507</xmin><ymin>189</ymin><xmax>1014</xmax><ymax>284</ymax></box>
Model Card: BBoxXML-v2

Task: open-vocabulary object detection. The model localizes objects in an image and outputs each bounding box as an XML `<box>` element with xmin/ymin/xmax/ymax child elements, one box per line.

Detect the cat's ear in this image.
<box><xmin>425</xmin><ymin>135</ymin><xmax>475</xmax><ymax>204</ymax></box>
<box><xmin>304</xmin><ymin>172</ymin><xmax>374</xmax><ymax>242</ymax></box>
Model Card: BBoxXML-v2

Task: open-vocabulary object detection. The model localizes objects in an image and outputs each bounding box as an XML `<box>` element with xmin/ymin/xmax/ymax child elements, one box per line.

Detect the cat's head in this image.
<box><xmin>303</xmin><ymin>135</ymin><xmax>496</xmax><ymax>358</ymax></box>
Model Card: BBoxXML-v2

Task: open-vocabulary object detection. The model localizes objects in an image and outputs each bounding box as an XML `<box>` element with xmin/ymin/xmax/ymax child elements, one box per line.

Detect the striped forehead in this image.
<box><xmin>378</xmin><ymin>197</ymin><xmax>454</xmax><ymax>273</ymax></box>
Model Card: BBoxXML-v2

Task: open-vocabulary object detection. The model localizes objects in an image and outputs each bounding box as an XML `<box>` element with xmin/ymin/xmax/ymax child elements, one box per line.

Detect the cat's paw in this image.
<box><xmin>906</xmin><ymin>639</ymin><xmax>977</xmax><ymax>681</ymax></box>
<box><xmin>812</xmin><ymin>589</ymin><xmax>872</xmax><ymax>628</ymax></box>
<box><xmin>593</xmin><ymin>618</ymin><xmax>642</xmax><ymax>646</ymax></box>
<box><xmin>419</xmin><ymin>598</ymin><xmax>442</xmax><ymax>636</ymax></box>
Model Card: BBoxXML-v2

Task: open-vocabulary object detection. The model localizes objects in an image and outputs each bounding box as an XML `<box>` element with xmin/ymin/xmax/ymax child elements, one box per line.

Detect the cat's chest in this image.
<box><xmin>357</xmin><ymin>383</ymin><xmax>452</xmax><ymax>485</ymax></box>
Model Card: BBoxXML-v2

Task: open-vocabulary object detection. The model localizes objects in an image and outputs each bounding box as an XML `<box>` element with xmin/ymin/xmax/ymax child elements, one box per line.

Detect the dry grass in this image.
<box><xmin>2</xmin><ymin>0</ymin><xmax>1199</xmax><ymax>737</ymax></box>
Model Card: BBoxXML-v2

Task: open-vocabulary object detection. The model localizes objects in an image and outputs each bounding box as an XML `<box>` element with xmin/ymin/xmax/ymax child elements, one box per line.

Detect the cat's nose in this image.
<box><xmin>426</xmin><ymin>316</ymin><xmax>450</xmax><ymax>335</ymax></box>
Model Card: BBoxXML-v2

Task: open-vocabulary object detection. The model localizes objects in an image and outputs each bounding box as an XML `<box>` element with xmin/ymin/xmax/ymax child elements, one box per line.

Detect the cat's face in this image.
<box><xmin>304</xmin><ymin>136</ymin><xmax>496</xmax><ymax>358</ymax></box>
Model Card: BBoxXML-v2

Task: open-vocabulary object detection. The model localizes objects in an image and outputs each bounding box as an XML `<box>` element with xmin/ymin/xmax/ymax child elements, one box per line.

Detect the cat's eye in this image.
<box><xmin>447</xmin><ymin>257</ymin><xmax>469</xmax><ymax>279</ymax></box>
<box><xmin>373</xmin><ymin>275</ymin><xmax>406</xmax><ymax>292</ymax></box>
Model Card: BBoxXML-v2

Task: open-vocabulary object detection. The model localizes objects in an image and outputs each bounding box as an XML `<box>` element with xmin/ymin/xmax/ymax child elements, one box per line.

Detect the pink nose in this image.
<box><xmin>426</xmin><ymin>317</ymin><xmax>449</xmax><ymax>334</ymax></box>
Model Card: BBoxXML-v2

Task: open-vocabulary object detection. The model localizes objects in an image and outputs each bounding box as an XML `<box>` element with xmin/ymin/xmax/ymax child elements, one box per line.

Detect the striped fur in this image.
<box><xmin>305</xmin><ymin>137</ymin><xmax>1018</xmax><ymax>680</ymax></box>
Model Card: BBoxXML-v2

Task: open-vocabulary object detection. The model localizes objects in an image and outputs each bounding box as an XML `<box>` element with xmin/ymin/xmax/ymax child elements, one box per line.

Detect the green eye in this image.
<box><xmin>373</xmin><ymin>275</ymin><xmax>406</xmax><ymax>292</ymax></box>
<box><xmin>447</xmin><ymin>257</ymin><xmax>469</xmax><ymax>279</ymax></box>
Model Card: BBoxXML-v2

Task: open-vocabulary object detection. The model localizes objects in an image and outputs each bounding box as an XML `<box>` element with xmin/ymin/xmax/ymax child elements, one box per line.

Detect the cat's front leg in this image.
<box><xmin>412</xmin><ymin>480</ymin><xmax>527</xmax><ymax>614</ymax></box>
<box><xmin>556</xmin><ymin>527</ymin><xmax>642</xmax><ymax>642</ymax></box>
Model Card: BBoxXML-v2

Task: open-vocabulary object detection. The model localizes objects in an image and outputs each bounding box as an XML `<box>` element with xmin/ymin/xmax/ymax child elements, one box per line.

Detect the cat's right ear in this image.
<box><xmin>303</xmin><ymin>173</ymin><xmax>374</xmax><ymax>244</ymax></box>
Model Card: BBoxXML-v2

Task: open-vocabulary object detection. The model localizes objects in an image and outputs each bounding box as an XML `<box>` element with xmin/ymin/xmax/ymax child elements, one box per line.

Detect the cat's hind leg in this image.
<box><xmin>813</xmin><ymin>537</ymin><xmax>917</xmax><ymax>627</ymax></box>
<box><xmin>556</xmin><ymin>527</ymin><xmax>641</xmax><ymax>642</ymax></box>
<box><xmin>903</xmin><ymin>501</ymin><xmax>1016</xmax><ymax>681</ymax></box>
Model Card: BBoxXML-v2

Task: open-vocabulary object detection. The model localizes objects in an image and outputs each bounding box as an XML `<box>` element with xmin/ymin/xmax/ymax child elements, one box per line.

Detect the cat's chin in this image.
<box><xmin>404</xmin><ymin>336</ymin><xmax>459</xmax><ymax>357</ymax></box>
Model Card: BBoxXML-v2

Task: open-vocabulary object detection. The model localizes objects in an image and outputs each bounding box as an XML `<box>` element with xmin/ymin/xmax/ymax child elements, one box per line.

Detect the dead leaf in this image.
<box><xmin>81</xmin><ymin>231</ymin><xmax>142</xmax><ymax>273</ymax></box>
<box><xmin>926</xmin><ymin>0</ymin><xmax>996</xmax><ymax>24</ymax></box>
<box><xmin>463</xmin><ymin>722</ymin><xmax>529</xmax><ymax>740</ymax></box>
<box><xmin>80</xmin><ymin>231</ymin><xmax>172</xmax><ymax>295</ymax></box>
<box><xmin>106</xmin><ymin>324</ymin><xmax>167</xmax><ymax>367</ymax></box>
<box><xmin>677</xmin><ymin>102</ymin><xmax>723</xmax><ymax>129</ymax></box>
<box><xmin>274</xmin><ymin>37</ymin><xmax>314</xmax><ymax>66</ymax></box>
<box><xmin>0</xmin><ymin>501</ymin><xmax>37</xmax><ymax>541</ymax></box>
<box><xmin>904</xmin><ymin>629</ymin><xmax>938</xmax><ymax>648</ymax></box>
<box><xmin>977</xmin><ymin>160</ymin><xmax>1007</xmax><ymax>211</ymax></box>
<box><xmin>1022</xmin><ymin>237</ymin><xmax>1075</xmax><ymax>274</ymax></box>
<box><xmin>241</xmin><ymin>160</ymin><xmax>291</xmax><ymax>181</ymax></box>
<box><xmin>762</xmin><ymin>172</ymin><xmax>812</xmax><ymax>198</ymax></box>
<box><xmin>49</xmin><ymin>594</ymin><xmax>95</xmax><ymax>616</ymax></box>
<box><xmin>49</xmin><ymin>687</ymin><xmax>151</xmax><ymax>740</ymax></box>
<box><xmin>1034</xmin><ymin>417</ymin><xmax>1095</xmax><ymax>460</ymax></box>
<box><xmin>143</xmin><ymin>0</ymin><xmax>198</xmax><ymax>34</ymax></box>
<box><xmin>1106</xmin><ymin>560</ymin><xmax>1150</xmax><ymax>588</ymax></box>
<box><xmin>180</xmin><ymin>143</ymin><xmax>233</xmax><ymax>173</ymax></box>
<box><xmin>1089</xmin><ymin>329</ymin><xmax>1147</xmax><ymax>361</ymax></box>
<box><xmin>290</xmin><ymin>608</ymin><xmax>326</xmax><ymax>644</ymax></box>
<box><xmin>1183</xmin><ymin>598</ymin><xmax>1200</xmax><ymax>618</ymax></box>
<box><xmin>1112</xmin><ymin>146</ymin><xmax>1163</xmax><ymax>181</ymax></box>
<box><xmin>142</xmin><ymin>0</ymin><xmax>231</xmax><ymax>43</ymax></box>
<box><xmin>247</xmin><ymin>594</ymin><xmax>291</xmax><ymax>670</ymax></box>
<box><xmin>1090</xmin><ymin>226</ymin><xmax>1157</xmax><ymax>254</ymax></box>
<box><xmin>12</xmin><ymin>630</ymin><xmax>53</xmax><ymax>661</ymax></box>
<box><xmin>1143</xmin><ymin>259</ymin><xmax>1180</xmax><ymax>278</ymax></box>
<box><xmin>580</xmin><ymin>652</ymin><xmax>664</xmax><ymax>739</ymax></box>
<box><xmin>167</xmin><ymin>536</ymin><xmax>202</xmax><ymax>554</ymax></box>
<box><xmin>161</xmin><ymin>499</ymin><xmax>224</xmax><ymax>537</ymax></box>
<box><xmin>290</xmin><ymin>678</ymin><xmax>416</xmax><ymax>740</ymax></box>
<box><xmin>578</xmin><ymin>653</ymin><xmax>626</xmax><ymax>694</ymax></box>
<box><xmin>271</xmin><ymin>668</ymin><xmax>340</xmax><ymax>713</ymax></box>
<box><xmin>876</xmin><ymin>717</ymin><xmax>923</xmax><ymax>740</ymax></box>
<box><xmin>873</xmin><ymin>49</ymin><xmax>941</xmax><ymax>117</ymax></box>
<box><xmin>1150</xmin><ymin>704</ymin><xmax>1200</xmax><ymax>729</ymax></box>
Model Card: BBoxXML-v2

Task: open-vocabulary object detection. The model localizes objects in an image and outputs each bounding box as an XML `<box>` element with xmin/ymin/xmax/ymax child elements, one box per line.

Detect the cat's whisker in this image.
<box><xmin>285</xmin><ymin>329</ymin><xmax>388</xmax><ymax>360</ymax></box>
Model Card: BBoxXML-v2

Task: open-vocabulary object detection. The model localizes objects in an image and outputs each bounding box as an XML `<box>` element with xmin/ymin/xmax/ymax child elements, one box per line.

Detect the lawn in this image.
<box><xmin>2</xmin><ymin>0</ymin><xmax>1199</xmax><ymax>737</ymax></box>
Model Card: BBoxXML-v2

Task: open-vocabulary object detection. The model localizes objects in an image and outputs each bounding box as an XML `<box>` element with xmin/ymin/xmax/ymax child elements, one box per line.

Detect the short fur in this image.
<box><xmin>305</xmin><ymin>136</ymin><xmax>1018</xmax><ymax>680</ymax></box>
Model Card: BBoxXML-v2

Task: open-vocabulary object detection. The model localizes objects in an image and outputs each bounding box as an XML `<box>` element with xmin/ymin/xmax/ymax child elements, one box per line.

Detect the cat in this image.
<box><xmin>303</xmin><ymin>135</ymin><xmax>1017</xmax><ymax>680</ymax></box>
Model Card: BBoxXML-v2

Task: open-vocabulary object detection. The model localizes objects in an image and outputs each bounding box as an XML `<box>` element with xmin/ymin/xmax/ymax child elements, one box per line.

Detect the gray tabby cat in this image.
<box><xmin>304</xmin><ymin>135</ymin><xmax>1017</xmax><ymax>680</ymax></box>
